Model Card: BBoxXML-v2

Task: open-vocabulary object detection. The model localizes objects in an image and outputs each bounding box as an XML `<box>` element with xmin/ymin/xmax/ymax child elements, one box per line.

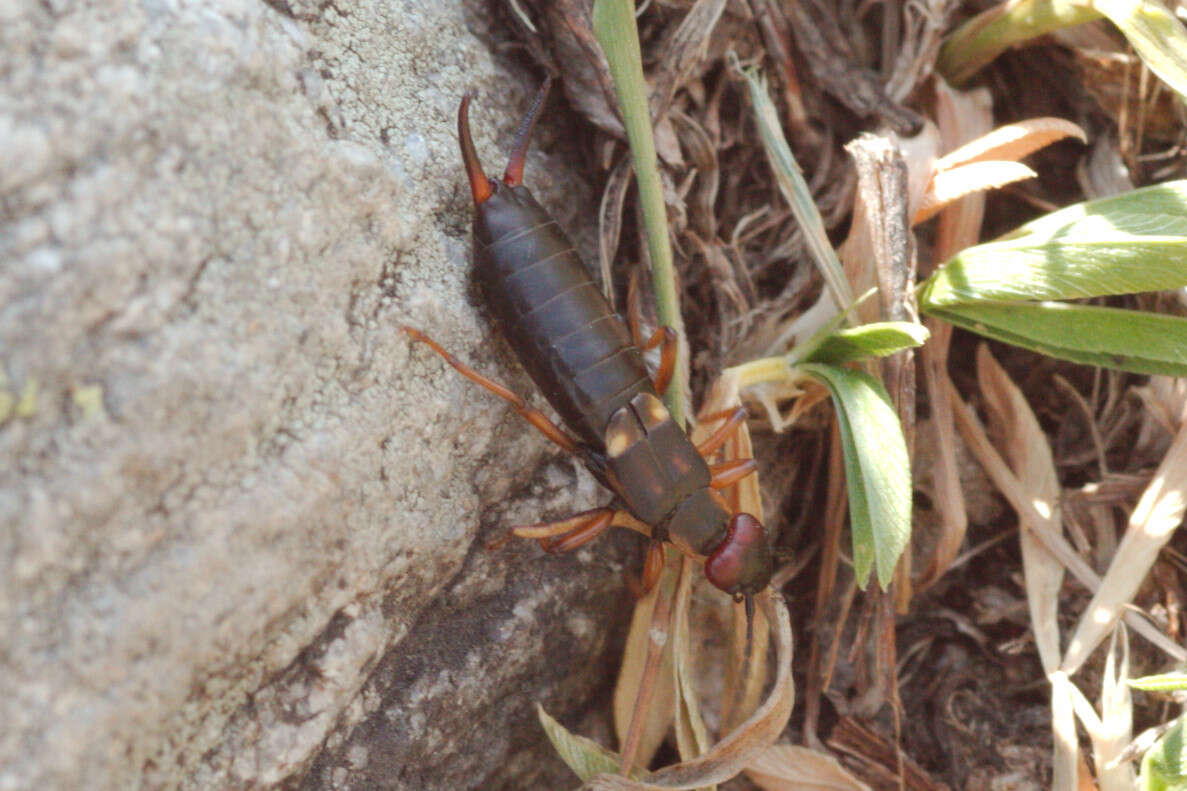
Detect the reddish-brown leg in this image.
<box><xmin>709</xmin><ymin>458</ymin><xmax>758</xmax><ymax>489</ymax></box>
<box><xmin>626</xmin><ymin>272</ymin><xmax>678</xmax><ymax>396</ymax></box>
<box><xmin>695</xmin><ymin>406</ymin><xmax>748</xmax><ymax>457</ymax></box>
<box><xmin>512</xmin><ymin>507</ymin><xmax>614</xmax><ymax>540</ymax></box>
<box><xmin>402</xmin><ymin>326</ymin><xmax>578</xmax><ymax>454</ymax></box>
<box><xmin>536</xmin><ymin>508</ymin><xmax>617</xmax><ymax>553</ymax></box>
<box><xmin>642</xmin><ymin>327</ymin><xmax>677</xmax><ymax>396</ymax></box>
<box><xmin>640</xmin><ymin>539</ymin><xmax>666</xmax><ymax>594</ymax></box>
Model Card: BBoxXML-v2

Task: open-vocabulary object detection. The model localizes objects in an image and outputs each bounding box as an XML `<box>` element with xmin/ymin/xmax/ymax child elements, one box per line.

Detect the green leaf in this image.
<box><xmin>1096</xmin><ymin>0</ymin><xmax>1187</xmax><ymax>102</ymax></box>
<box><xmin>537</xmin><ymin>703</ymin><xmax>623</xmax><ymax>782</ymax></box>
<box><xmin>937</xmin><ymin>0</ymin><xmax>1101</xmax><ymax>85</ymax></box>
<box><xmin>803</xmin><ymin>322</ymin><xmax>930</xmax><ymax>365</ymax></box>
<box><xmin>1141</xmin><ymin>716</ymin><xmax>1187</xmax><ymax>791</ymax></box>
<box><xmin>920</xmin><ymin>181</ymin><xmax>1187</xmax><ymax>306</ymax></box>
<box><xmin>1130</xmin><ymin>672</ymin><xmax>1187</xmax><ymax>693</ymax></box>
<box><xmin>799</xmin><ymin>364</ymin><xmax>911</xmax><ymax>588</ymax></box>
<box><xmin>925</xmin><ymin>301</ymin><xmax>1187</xmax><ymax>377</ymax></box>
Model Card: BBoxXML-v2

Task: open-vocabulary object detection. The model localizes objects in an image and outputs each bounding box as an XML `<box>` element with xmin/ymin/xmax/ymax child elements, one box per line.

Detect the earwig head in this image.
<box><xmin>457</xmin><ymin>78</ymin><xmax>553</xmax><ymax>206</ymax></box>
<box><xmin>704</xmin><ymin>513</ymin><xmax>772</xmax><ymax>597</ymax></box>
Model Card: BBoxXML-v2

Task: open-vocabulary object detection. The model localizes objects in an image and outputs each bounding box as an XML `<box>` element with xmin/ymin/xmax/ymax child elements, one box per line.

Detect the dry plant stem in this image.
<box><xmin>847</xmin><ymin>133</ymin><xmax>918</xmax><ymax>611</ymax></box>
<box><xmin>915</xmin><ymin>319</ymin><xmax>968</xmax><ymax>589</ymax></box>
<box><xmin>802</xmin><ymin>420</ymin><xmax>850</xmax><ymax>748</ymax></box>
<box><xmin>945</xmin><ymin>377</ymin><xmax>1187</xmax><ymax>663</ymax></box>
<box><xmin>618</xmin><ymin>557</ymin><xmax>684</xmax><ymax>776</ymax></box>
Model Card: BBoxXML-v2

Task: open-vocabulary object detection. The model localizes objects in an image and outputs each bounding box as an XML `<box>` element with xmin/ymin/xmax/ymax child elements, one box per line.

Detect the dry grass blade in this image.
<box><xmin>946</xmin><ymin>377</ymin><xmax>1187</xmax><ymax>663</ymax></box>
<box><xmin>976</xmin><ymin>344</ymin><xmax>1076</xmax><ymax>789</ymax></box>
<box><xmin>582</xmin><ymin>593</ymin><xmax>795</xmax><ymax>791</ymax></box>
<box><xmin>670</xmin><ymin>557</ymin><xmax>713</xmax><ymax>766</ymax></box>
<box><xmin>1061</xmin><ymin>414</ymin><xmax>1187</xmax><ymax>673</ymax></box>
<box><xmin>976</xmin><ymin>344</ymin><xmax>1064</xmax><ymax>674</ymax></box>
<box><xmin>745</xmin><ymin>743</ymin><xmax>873</xmax><ymax>791</ymax></box>
<box><xmin>1095</xmin><ymin>629</ymin><xmax>1135</xmax><ymax>791</ymax></box>
<box><xmin>614</xmin><ymin>552</ymin><xmax>681</xmax><ymax>771</ymax></box>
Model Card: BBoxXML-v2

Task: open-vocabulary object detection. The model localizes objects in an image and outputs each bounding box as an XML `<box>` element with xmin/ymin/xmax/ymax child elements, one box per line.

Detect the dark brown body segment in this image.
<box><xmin>473</xmin><ymin>184</ymin><xmax>651</xmax><ymax>448</ymax></box>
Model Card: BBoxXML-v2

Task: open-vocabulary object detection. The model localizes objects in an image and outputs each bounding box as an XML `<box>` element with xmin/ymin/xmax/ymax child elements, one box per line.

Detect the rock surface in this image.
<box><xmin>0</xmin><ymin>1</ymin><xmax>631</xmax><ymax>788</ymax></box>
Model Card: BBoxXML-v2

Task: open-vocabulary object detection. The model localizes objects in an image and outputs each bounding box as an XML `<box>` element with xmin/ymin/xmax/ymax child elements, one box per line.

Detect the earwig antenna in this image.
<box><xmin>502</xmin><ymin>76</ymin><xmax>553</xmax><ymax>187</ymax></box>
<box><xmin>743</xmin><ymin>593</ymin><xmax>755</xmax><ymax>668</ymax></box>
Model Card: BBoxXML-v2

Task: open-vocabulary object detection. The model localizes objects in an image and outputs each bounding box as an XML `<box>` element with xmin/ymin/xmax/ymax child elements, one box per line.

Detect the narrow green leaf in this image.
<box><xmin>1141</xmin><ymin>716</ymin><xmax>1187</xmax><ymax>791</ymax></box>
<box><xmin>925</xmin><ymin>301</ymin><xmax>1187</xmax><ymax>377</ymax></box>
<box><xmin>593</xmin><ymin>0</ymin><xmax>688</xmax><ymax>426</ymax></box>
<box><xmin>920</xmin><ymin>181</ymin><xmax>1187</xmax><ymax>306</ymax></box>
<box><xmin>804</xmin><ymin>322</ymin><xmax>930</xmax><ymax>365</ymax></box>
<box><xmin>938</xmin><ymin>0</ymin><xmax>1101</xmax><ymax>85</ymax></box>
<box><xmin>1096</xmin><ymin>0</ymin><xmax>1187</xmax><ymax>102</ymax></box>
<box><xmin>537</xmin><ymin>704</ymin><xmax>623</xmax><ymax>782</ymax></box>
<box><xmin>799</xmin><ymin>363</ymin><xmax>911</xmax><ymax>588</ymax></box>
<box><xmin>1130</xmin><ymin>672</ymin><xmax>1187</xmax><ymax>693</ymax></box>
<box><xmin>739</xmin><ymin>63</ymin><xmax>853</xmax><ymax>312</ymax></box>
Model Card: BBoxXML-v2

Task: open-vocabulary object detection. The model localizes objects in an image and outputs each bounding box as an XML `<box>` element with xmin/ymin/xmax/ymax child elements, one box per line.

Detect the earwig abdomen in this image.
<box><xmin>473</xmin><ymin>185</ymin><xmax>650</xmax><ymax>448</ymax></box>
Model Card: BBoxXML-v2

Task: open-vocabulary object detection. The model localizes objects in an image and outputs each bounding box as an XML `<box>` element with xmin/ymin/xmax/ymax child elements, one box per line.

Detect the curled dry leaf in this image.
<box><xmin>581</xmin><ymin>593</ymin><xmax>795</xmax><ymax>791</ymax></box>
<box><xmin>914</xmin><ymin>117</ymin><xmax>1086</xmax><ymax>224</ymax></box>
<box><xmin>932</xmin><ymin>118</ymin><xmax>1087</xmax><ymax>172</ymax></box>
<box><xmin>746</xmin><ymin>743</ymin><xmax>873</xmax><ymax>791</ymax></box>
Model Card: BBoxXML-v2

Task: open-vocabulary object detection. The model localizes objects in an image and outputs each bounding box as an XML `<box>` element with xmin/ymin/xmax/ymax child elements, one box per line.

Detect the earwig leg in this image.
<box><xmin>626</xmin><ymin>269</ymin><xmax>646</xmax><ymax>348</ymax></box>
<box><xmin>512</xmin><ymin>507</ymin><xmax>615</xmax><ymax>540</ymax></box>
<box><xmin>535</xmin><ymin>508</ymin><xmax>617</xmax><ymax>554</ymax></box>
<box><xmin>695</xmin><ymin>406</ymin><xmax>748</xmax><ymax>457</ymax></box>
<box><xmin>627</xmin><ymin>271</ymin><xmax>678</xmax><ymax>396</ymax></box>
<box><xmin>642</xmin><ymin>327</ymin><xmax>677</xmax><ymax>396</ymax></box>
<box><xmin>709</xmin><ymin>458</ymin><xmax>758</xmax><ymax>489</ymax></box>
<box><xmin>402</xmin><ymin>326</ymin><xmax>579</xmax><ymax>454</ymax></box>
<box><xmin>639</xmin><ymin>539</ymin><xmax>666</xmax><ymax>595</ymax></box>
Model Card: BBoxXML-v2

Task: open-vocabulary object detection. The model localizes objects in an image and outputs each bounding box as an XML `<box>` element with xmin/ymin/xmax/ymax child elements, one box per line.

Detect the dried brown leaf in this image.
<box><xmin>915</xmin><ymin>161</ymin><xmax>1037</xmax><ymax>224</ymax></box>
<box><xmin>582</xmin><ymin>593</ymin><xmax>795</xmax><ymax>791</ymax></box>
<box><xmin>746</xmin><ymin>743</ymin><xmax>872</xmax><ymax>791</ymax></box>
<box><xmin>932</xmin><ymin>117</ymin><xmax>1086</xmax><ymax>171</ymax></box>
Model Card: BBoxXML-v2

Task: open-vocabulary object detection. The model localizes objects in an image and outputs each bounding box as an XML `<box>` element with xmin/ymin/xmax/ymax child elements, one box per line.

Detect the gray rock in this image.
<box><xmin>0</xmin><ymin>1</ymin><xmax>632</xmax><ymax>788</ymax></box>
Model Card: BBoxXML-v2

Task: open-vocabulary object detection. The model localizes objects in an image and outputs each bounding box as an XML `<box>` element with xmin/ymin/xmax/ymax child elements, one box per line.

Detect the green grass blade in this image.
<box><xmin>593</xmin><ymin>0</ymin><xmax>688</xmax><ymax>425</ymax></box>
<box><xmin>739</xmin><ymin>63</ymin><xmax>853</xmax><ymax>312</ymax></box>
<box><xmin>926</xmin><ymin>301</ymin><xmax>1187</xmax><ymax>377</ymax></box>
<box><xmin>799</xmin><ymin>363</ymin><xmax>911</xmax><ymax>588</ymax></box>
<box><xmin>1095</xmin><ymin>0</ymin><xmax>1187</xmax><ymax>101</ymax></box>
<box><xmin>537</xmin><ymin>703</ymin><xmax>625</xmax><ymax>782</ymax></box>
<box><xmin>1130</xmin><ymin>672</ymin><xmax>1187</xmax><ymax>693</ymax></box>
<box><xmin>920</xmin><ymin>181</ymin><xmax>1187</xmax><ymax>306</ymax></box>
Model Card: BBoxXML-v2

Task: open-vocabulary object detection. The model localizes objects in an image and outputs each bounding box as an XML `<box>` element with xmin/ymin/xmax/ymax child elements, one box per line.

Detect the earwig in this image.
<box><xmin>403</xmin><ymin>81</ymin><xmax>772</xmax><ymax>604</ymax></box>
